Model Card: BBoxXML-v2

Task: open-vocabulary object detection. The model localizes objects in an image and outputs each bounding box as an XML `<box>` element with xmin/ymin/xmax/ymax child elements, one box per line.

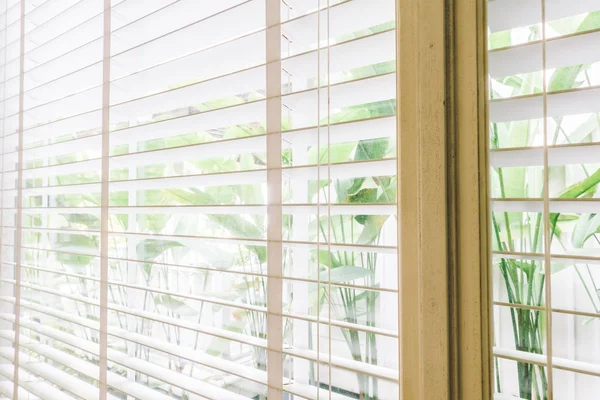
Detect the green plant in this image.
<box><xmin>490</xmin><ymin>12</ymin><xmax>600</xmax><ymax>399</ymax></box>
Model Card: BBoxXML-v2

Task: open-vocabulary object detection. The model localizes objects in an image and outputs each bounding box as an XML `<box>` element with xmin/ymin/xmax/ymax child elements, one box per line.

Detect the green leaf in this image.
<box><xmin>557</xmin><ymin>214</ymin><xmax>579</xmax><ymax>222</ymax></box>
<box><xmin>572</xmin><ymin>214</ymin><xmax>600</xmax><ymax>248</ymax></box>
<box><xmin>357</xmin><ymin>215</ymin><xmax>390</xmax><ymax>244</ymax></box>
<box><xmin>136</xmin><ymin>239</ymin><xmax>184</xmax><ymax>261</ymax></box>
<box><xmin>577</xmin><ymin>11</ymin><xmax>600</xmax><ymax>33</ymax></box>
<box><xmin>155</xmin><ymin>294</ymin><xmax>197</xmax><ymax>316</ymax></box>
<box><xmin>308</xmin><ymin>142</ymin><xmax>355</xmax><ymax>165</ymax></box>
<box><xmin>489</xmin><ymin>30</ymin><xmax>511</xmax><ymax>50</ymax></box>
<box><xmin>565</xmin><ymin>115</ymin><xmax>599</xmax><ymax>144</ymax></box>
<box><xmin>346</xmin><ymin>188</ymin><xmax>377</xmax><ymax>204</ymax></box>
<box><xmin>550</xmin><ymin>167</ymin><xmax>600</xmax><ymax>239</ymax></box>
<box><xmin>164</xmin><ymin>187</ymin><xmax>266</xmax><ymax>262</ymax></box>
<box><xmin>548</xmin><ymin>65</ymin><xmax>583</xmax><ymax>92</ymax></box>
<box><xmin>320</xmin><ymin>266</ymin><xmax>374</xmax><ymax>283</ymax></box>
<box><xmin>355</xmin><ymin>138</ymin><xmax>390</xmax><ymax>161</ymax></box>
<box><xmin>345</xmin><ymin>188</ymin><xmax>378</xmax><ymax>224</ymax></box>
<box><xmin>314</xmin><ymin>250</ymin><xmax>341</xmax><ymax>269</ymax></box>
<box><xmin>329</xmin><ymin>178</ymin><xmax>365</xmax><ymax>204</ymax></box>
<box><xmin>138</xmin><ymin>213</ymin><xmax>171</xmax><ymax>234</ymax></box>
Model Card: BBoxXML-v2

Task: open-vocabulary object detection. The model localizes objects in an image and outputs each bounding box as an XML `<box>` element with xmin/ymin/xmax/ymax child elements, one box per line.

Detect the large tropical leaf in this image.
<box><xmin>572</xmin><ymin>214</ymin><xmax>600</xmax><ymax>248</ymax></box>
<box><xmin>155</xmin><ymin>294</ymin><xmax>197</xmax><ymax>316</ymax></box>
<box><xmin>357</xmin><ymin>215</ymin><xmax>390</xmax><ymax>245</ymax></box>
<box><xmin>136</xmin><ymin>239</ymin><xmax>184</xmax><ymax>262</ymax></box>
<box><xmin>319</xmin><ymin>266</ymin><xmax>374</xmax><ymax>283</ymax></box>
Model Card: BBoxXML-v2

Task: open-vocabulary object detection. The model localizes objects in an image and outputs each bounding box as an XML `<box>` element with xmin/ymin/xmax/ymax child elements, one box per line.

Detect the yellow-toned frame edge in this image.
<box><xmin>396</xmin><ymin>0</ymin><xmax>492</xmax><ymax>398</ymax></box>
<box><xmin>448</xmin><ymin>0</ymin><xmax>493</xmax><ymax>398</ymax></box>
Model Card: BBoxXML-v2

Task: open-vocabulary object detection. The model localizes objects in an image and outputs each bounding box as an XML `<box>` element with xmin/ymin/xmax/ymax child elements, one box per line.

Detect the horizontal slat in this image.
<box><xmin>488</xmin><ymin>0</ymin><xmax>599</xmax><ymax>33</ymax></box>
<box><xmin>1</xmin><ymin>51</ymin><xmax>20</xmax><ymax>84</ymax></box>
<box><xmin>109</xmin><ymin>169</ymin><xmax>265</xmax><ymax>192</ymax></box>
<box><xmin>1</xmin><ymin>297</ymin><xmax>266</xmax><ymax>360</ymax></box>
<box><xmin>0</xmin><ymin>335</ymin><xmax>174</xmax><ymax>400</ymax></box>
<box><xmin>489</xmin><ymin>30</ymin><xmax>600</xmax><ymax>78</ymax></box>
<box><xmin>19</xmin><ymin>227</ymin><xmax>100</xmax><ymax>236</ymax></box>
<box><xmin>24</xmin><ymin>0</ymin><xmax>83</xmax><ymax>36</ymax></box>
<box><xmin>3</xmin><ymin>297</ymin><xmax>397</xmax><ymax>386</ymax></box>
<box><xmin>552</xmin><ymin>254</ymin><xmax>600</xmax><ymax>264</ymax></box>
<box><xmin>282</xmin><ymin>28</ymin><xmax>395</xmax><ymax>93</ymax></box>
<box><xmin>489</xmin><ymin>147</ymin><xmax>543</xmax><ymax>167</ymax></box>
<box><xmin>283</xmin><ymin>159</ymin><xmax>396</xmax><ymax>181</ymax></box>
<box><xmin>23</xmin><ymin>38</ymin><xmax>103</xmax><ymax>93</ymax></box>
<box><xmin>15</xmin><ymin>364</ymin><xmax>97</xmax><ymax>400</ymax></box>
<box><xmin>490</xmin><ymin>87</ymin><xmax>600</xmax><ymax>122</ymax></box>
<box><xmin>20</xmin><ymin>204</ymin><xmax>395</xmax><ymax>216</ymax></box>
<box><xmin>280</xmin><ymin>0</ymin><xmax>347</xmax><ymax>22</ymax></box>
<box><xmin>17</xmin><ymin>276</ymin><xmax>396</xmax><ymax>341</ymax></box>
<box><xmin>109</xmin><ymin>115</ymin><xmax>395</xmax><ymax>169</ymax></box>
<box><xmin>16</xmin><ymin>238</ymin><xmax>395</xmax><ymax>263</ymax></box>
<box><xmin>110</xmin><ymin>0</ymin><xmax>260</xmax><ymax>75</ymax></box>
<box><xmin>109</xmin><ymin>100</ymin><xmax>265</xmax><ymax>146</ymax></box>
<box><xmin>22</xmin><ymin>134</ymin><xmax>101</xmax><ymax>161</ymax></box>
<box><xmin>494</xmin><ymin>395</ymin><xmax>528</xmax><ymax>400</ymax></box>
<box><xmin>11</xmin><ymin>275</ymin><xmax>397</xmax><ymax>353</ymax></box>
<box><xmin>547</xmin><ymin>144</ymin><xmax>600</xmax><ymax>165</ymax></box>
<box><xmin>0</xmin><ymin>1</ymin><xmax>22</xmax><ymax>20</ymax></box>
<box><xmin>494</xmin><ymin>346</ymin><xmax>600</xmax><ymax>377</ymax></box>
<box><xmin>110</xmin><ymin>30</ymin><xmax>264</xmax><ymax>104</ymax></box>
<box><xmin>492</xmin><ymin>200</ymin><xmax>600</xmax><ymax>213</ymax></box>
<box><xmin>283</xmin><ymin>311</ymin><xmax>397</xmax><ymax>338</ymax></box>
<box><xmin>282</xmin><ymin>73</ymin><xmax>396</xmax><ymax>129</ymax></box>
<box><xmin>20</xmin><ymin>264</ymin><xmax>100</xmax><ymax>282</ymax></box>
<box><xmin>22</xmin><ymin>158</ymin><xmax>100</xmax><ymax>180</ymax></box>
<box><xmin>0</xmin><ymin>350</ymin><xmax>96</xmax><ymax>400</ymax></box>
<box><xmin>13</xmin><ymin>310</ymin><xmax>269</xmax><ymax>387</ymax></box>
<box><xmin>549</xmin><ymin>200</ymin><xmax>600</xmax><ymax>213</ymax></box>
<box><xmin>7</xmin><ymin>280</ymin><xmax>98</xmax><ymax>306</ymax></box>
<box><xmin>490</xmin><ymin>144</ymin><xmax>600</xmax><ymax>167</ymax></box>
<box><xmin>493</xmin><ymin>251</ymin><xmax>600</xmax><ymax>264</ymax></box>
<box><xmin>18</xmin><ymin>0</ymin><xmax>197</xmax><ymax>78</ymax></box>
<box><xmin>20</xmin><ymin>181</ymin><xmax>100</xmax><ymax>196</ymax></box>
<box><xmin>109</xmin><ymin>134</ymin><xmax>265</xmax><ymax>170</ymax></box>
<box><xmin>1</xmin><ymin>290</ymin><xmax>265</xmax><ymax>348</ymax></box>
<box><xmin>15</xmin><ymin>158</ymin><xmax>395</xmax><ymax>195</ymax></box>
<box><xmin>107</xmin><ymin>280</ymin><xmax>266</xmax><ymax>314</ymax></box>
<box><xmin>0</xmin><ymin>377</ymin><xmax>37</xmax><ymax>400</ymax></box>
<box><xmin>491</xmin><ymin>199</ymin><xmax>542</xmax><ymax>212</ymax></box>
<box><xmin>22</xmin><ymin>109</ymin><xmax>101</xmax><ymax>145</ymax></box>
<box><xmin>19</xmin><ymin>260</ymin><xmax>396</xmax><ymax>294</ymax></box>
<box><xmin>283</xmin><ymin>115</ymin><xmax>396</xmax><ymax>148</ymax></box>
<box><xmin>1</xmin><ymin>326</ymin><xmax>247</xmax><ymax>400</ymax></box>
<box><xmin>282</xmin><ymin>204</ymin><xmax>397</xmax><ymax>215</ymax></box>
<box><xmin>110</xmin><ymin>65</ymin><xmax>265</xmax><ymax>121</ymax></box>
<box><xmin>0</xmin><ymin>350</ymin><xmax>106</xmax><ymax>400</ymax></box>
<box><xmin>281</xmin><ymin>0</ymin><xmax>395</xmax><ymax>57</ymax></box>
<box><xmin>285</xmin><ymin>346</ymin><xmax>399</xmax><ymax>383</ymax></box>
<box><xmin>109</xmin><ymin>0</ymin><xmax>176</xmax><ymax>32</ymax></box>
<box><xmin>23</xmin><ymin>9</ymin><xmax>102</xmax><ymax>72</ymax></box>
<box><xmin>23</xmin><ymin>0</ymin><xmax>102</xmax><ymax>62</ymax></box>
<box><xmin>21</xmin><ymin>64</ymin><xmax>103</xmax><ymax>118</ymax></box>
<box><xmin>284</xmin><ymin>382</ymin><xmax>349</xmax><ymax>400</ymax></box>
<box><xmin>0</xmin><ymin>306</ymin><xmax>345</xmax><ymax>400</ymax></box>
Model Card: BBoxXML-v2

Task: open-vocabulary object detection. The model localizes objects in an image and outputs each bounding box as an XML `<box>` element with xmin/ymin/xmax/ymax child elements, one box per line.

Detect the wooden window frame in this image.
<box><xmin>396</xmin><ymin>0</ymin><xmax>492</xmax><ymax>398</ymax></box>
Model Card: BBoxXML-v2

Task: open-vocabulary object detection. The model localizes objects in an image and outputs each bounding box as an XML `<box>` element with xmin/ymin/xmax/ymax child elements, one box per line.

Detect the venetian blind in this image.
<box><xmin>0</xmin><ymin>0</ymin><xmax>399</xmax><ymax>399</ymax></box>
<box><xmin>488</xmin><ymin>0</ymin><xmax>600</xmax><ymax>398</ymax></box>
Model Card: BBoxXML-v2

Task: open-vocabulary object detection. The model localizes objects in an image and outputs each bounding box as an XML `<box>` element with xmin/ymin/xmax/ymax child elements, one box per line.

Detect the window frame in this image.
<box><xmin>394</xmin><ymin>0</ymin><xmax>491</xmax><ymax>398</ymax></box>
<box><xmin>446</xmin><ymin>0</ymin><xmax>493</xmax><ymax>398</ymax></box>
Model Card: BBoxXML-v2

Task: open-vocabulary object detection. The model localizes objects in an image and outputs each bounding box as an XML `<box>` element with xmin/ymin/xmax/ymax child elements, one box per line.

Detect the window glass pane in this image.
<box><xmin>488</xmin><ymin>0</ymin><xmax>600</xmax><ymax>397</ymax></box>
